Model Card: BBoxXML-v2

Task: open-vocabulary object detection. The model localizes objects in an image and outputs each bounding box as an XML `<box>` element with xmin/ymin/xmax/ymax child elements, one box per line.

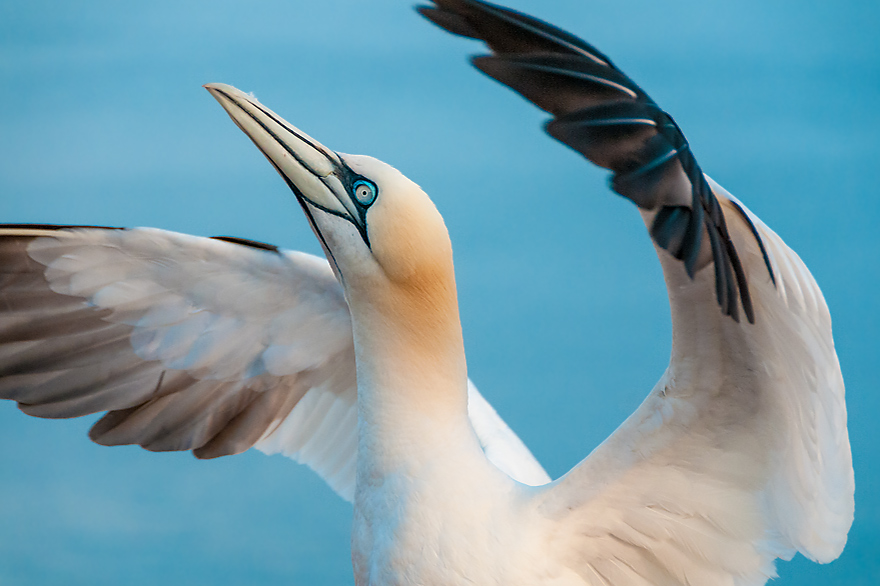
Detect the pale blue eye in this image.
<box><xmin>353</xmin><ymin>180</ymin><xmax>377</xmax><ymax>206</ymax></box>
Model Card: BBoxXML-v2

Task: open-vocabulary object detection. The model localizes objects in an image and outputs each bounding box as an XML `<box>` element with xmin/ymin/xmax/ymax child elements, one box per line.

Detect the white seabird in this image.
<box><xmin>0</xmin><ymin>1</ymin><xmax>853</xmax><ymax>585</ymax></box>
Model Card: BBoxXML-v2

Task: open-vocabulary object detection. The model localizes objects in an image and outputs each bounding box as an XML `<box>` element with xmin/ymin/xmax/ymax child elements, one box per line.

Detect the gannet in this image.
<box><xmin>0</xmin><ymin>0</ymin><xmax>852</xmax><ymax>584</ymax></box>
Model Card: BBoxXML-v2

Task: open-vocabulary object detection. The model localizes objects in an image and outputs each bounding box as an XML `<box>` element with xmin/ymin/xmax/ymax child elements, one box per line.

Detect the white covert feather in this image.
<box><xmin>517</xmin><ymin>185</ymin><xmax>853</xmax><ymax>585</ymax></box>
<box><xmin>0</xmin><ymin>64</ymin><xmax>852</xmax><ymax>584</ymax></box>
<box><xmin>7</xmin><ymin>226</ymin><xmax>548</xmax><ymax>500</ymax></box>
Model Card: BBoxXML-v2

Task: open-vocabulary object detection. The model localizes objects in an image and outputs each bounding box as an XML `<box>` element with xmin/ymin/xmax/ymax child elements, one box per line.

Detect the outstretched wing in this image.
<box><xmin>0</xmin><ymin>225</ymin><xmax>548</xmax><ymax>501</ymax></box>
<box><xmin>534</xmin><ymin>189</ymin><xmax>852</xmax><ymax>584</ymax></box>
<box><xmin>422</xmin><ymin>2</ymin><xmax>852</xmax><ymax>584</ymax></box>
<box><xmin>420</xmin><ymin>0</ymin><xmax>774</xmax><ymax>323</ymax></box>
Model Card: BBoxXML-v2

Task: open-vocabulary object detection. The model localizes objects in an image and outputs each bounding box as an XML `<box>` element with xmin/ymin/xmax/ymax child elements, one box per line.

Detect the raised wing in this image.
<box><xmin>420</xmin><ymin>0</ymin><xmax>774</xmax><ymax>323</ymax></box>
<box><xmin>0</xmin><ymin>225</ymin><xmax>548</xmax><ymax>500</ymax></box>
<box><xmin>421</xmin><ymin>2</ymin><xmax>852</xmax><ymax>583</ymax></box>
<box><xmin>535</xmin><ymin>189</ymin><xmax>852</xmax><ymax>584</ymax></box>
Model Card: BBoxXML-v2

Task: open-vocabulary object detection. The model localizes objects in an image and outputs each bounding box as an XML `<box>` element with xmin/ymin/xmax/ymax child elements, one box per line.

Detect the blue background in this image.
<box><xmin>1</xmin><ymin>0</ymin><xmax>877</xmax><ymax>584</ymax></box>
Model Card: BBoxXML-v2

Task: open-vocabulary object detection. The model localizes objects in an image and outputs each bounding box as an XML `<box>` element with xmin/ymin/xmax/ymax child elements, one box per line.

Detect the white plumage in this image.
<box><xmin>4</xmin><ymin>226</ymin><xmax>547</xmax><ymax>500</ymax></box>
<box><xmin>0</xmin><ymin>1</ymin><xmax>853</xmax><ymax>584</ymax></box>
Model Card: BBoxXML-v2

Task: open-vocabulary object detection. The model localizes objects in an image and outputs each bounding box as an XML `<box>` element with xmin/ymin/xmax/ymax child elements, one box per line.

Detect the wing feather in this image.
<box><xmin>420</xmin><ymin>5</ymin><xmax>851</xmax><ymax>580</ymax></box>
<box><xmin>420</xmin><ymin>0</ymin><xmax>772</xmax><ymax>322</ymax></box>
<box><xmin>533</xmin><ymin>187</ymin><xmax>852</xmax><ymax>584</ymax></box>
<box><xmin>0</xmin><ymin>225</ymin><xmax>359</xmax><ymax>482</ymax></box>
<box><xmin>1</xmin><ymin>224</ymin><xmax>548</xmax><ymax>501</ymax></box>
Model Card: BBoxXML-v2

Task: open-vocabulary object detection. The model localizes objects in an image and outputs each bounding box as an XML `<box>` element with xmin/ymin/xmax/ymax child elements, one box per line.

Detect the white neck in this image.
<box><xmin>349</xmin><ymin>275</ymin><xmax>476</xmax><ymax>473</ymax></box>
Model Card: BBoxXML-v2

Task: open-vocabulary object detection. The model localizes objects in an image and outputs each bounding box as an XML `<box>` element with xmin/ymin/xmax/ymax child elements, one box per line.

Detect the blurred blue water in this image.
<box><xmin>1</xmin><ymin>1</ymin><xmax>877</xmax><ymax>584</ymax></box>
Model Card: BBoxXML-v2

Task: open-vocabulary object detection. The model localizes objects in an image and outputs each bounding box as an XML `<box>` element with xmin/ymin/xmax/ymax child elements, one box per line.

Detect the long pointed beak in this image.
<box><xmin>204</xmin><ymin>83</ymin><xmax>365</xmax><ymax>234</ymax></box>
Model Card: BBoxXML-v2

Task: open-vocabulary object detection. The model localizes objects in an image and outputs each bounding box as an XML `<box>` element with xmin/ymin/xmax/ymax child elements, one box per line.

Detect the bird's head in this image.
<box><xmin>205</xmin><ymin>83</ymin><xmax>455</xmax><ymax>311</ymax></box>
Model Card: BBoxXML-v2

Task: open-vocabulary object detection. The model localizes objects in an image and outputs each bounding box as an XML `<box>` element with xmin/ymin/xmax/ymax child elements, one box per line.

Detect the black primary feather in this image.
<box><xmin>419</xmin><ymin>0</ymin><xmax>776</xmax><ymax>323</ymax></box>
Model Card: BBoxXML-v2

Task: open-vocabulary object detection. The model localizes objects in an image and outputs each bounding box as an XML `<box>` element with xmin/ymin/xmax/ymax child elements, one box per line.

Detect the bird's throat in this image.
<box><xmin>349</xmin><ymin>278</ymin><xmax>472</xmax><ymax>469</ymax></box>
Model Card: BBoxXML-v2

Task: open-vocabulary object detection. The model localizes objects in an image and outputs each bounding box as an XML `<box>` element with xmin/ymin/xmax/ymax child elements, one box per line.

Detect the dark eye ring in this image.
<box><xmin>353</xmin><ymin>180</ymin><xmax>377</xmax><ymax>206</ymax></box>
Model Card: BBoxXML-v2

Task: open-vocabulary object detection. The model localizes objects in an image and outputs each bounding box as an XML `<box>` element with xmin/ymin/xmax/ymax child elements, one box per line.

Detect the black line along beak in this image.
<box><xmin>205</xmin><ymin>83</ymin><xmax>371</xmax><ymax>245</ymax></box>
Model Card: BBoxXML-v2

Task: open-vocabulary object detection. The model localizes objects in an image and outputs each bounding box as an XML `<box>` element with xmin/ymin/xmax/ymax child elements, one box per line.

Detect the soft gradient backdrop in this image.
<box><xmin>1</xmin><ymin>0</ymin><xmax>877</xmax><ymax>584</ymax></box>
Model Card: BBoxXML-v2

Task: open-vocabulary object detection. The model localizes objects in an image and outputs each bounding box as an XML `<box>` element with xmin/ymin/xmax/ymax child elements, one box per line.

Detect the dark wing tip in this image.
<box><xmin>417</xmin><ymin>5</ymin><xmax>480</xmax><ymax>39</ymax></box>
<box><xmin>430</xmin><ymin>1</ymin><xmax>765</xmax><ymax>324</ymax></box>
<box><xmin>0</xmin><ymin>226</ymin><xmax>282</xmax><ymax>256</ymax></box>
<box><xmin>422</xmin><ymin>0</ymin><xmax>614</xmax><ymax>64</ymax></box>
<box><xmin>0</xmin><ymin>223</ymin><xmax>125</xmax><ymax>233</ymax></box>
<box><xmin>210</xmin><ymin>235</ymin><xmax>281</xmax><ymax>254</ymax></box>
<box><xmin>726</xmin><ymin>198</ymin><xmax>777</xmax><ymax>288</ymax></box>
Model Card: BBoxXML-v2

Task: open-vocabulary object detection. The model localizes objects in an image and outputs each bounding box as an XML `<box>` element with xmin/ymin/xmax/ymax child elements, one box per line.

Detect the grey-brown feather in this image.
<box><xmin>0</xmin><ymin>230</ymin><xmax>306</xmax><ymax>459</ymax></box>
